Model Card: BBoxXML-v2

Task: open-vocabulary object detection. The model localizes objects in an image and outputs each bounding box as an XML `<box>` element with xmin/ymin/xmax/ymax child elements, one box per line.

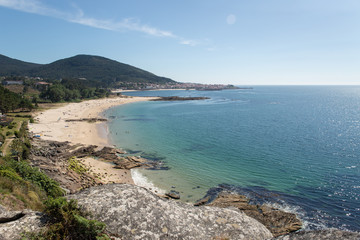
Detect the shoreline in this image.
<box><xmin>25</xmin><ymin>90</ymin><xmax>359</xmax><ymax>236</ymax></box>
<box><xmin>29</xmin><ymin>96</ymin><xmax>158</xmax><ymax>185</ymax></box>
<box><xmin>112</xmin><ymin>88</ymin><xmax>193</xmax><ymax>93</ymax></box>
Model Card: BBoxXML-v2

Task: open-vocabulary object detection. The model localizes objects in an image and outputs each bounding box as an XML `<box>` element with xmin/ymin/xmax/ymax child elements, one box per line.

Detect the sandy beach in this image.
<box><xmin>29</xmin><ymin>96</ymin><xmax>157</xmax><ymax>185</ymax></box>
<box><xmin>30</xmin><ymin>96</ymin><xmax>157</xmax><ymax>146</ymax></box>
<box><xmin>80</xmin><ymin>157</ymin><xmax>134</xmax><ymax>184</ymax></box>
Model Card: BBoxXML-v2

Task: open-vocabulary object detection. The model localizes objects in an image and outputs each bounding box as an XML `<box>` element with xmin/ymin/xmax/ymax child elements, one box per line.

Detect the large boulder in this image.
<box><xmin>0</xmin><ymin>206</ymin><xmax>46</xmax><ymax>240</ymax></box>
<box><xmin>274</xmin><ymin>229</ymin><xmax>360</xmax><ymax>240</ymax></box>
<box><xmin>68</xmin><ymin>184</ymin><xmax>273</xmax><ymax>240</ymax></box>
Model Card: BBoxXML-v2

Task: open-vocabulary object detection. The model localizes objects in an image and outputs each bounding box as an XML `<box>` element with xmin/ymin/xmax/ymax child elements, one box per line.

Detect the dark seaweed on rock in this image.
<box><xmin>140</xmin><ymin>152</ymin><xmax>166</xmax><ymax>161</ymax></box>
<box><xmin>123</xmin><ymin>149</ymin><xmax>142</xmax><ymax>154</ymax></box>
<box><xmin>151</xmin><ymin>96</ymin><xmax>210</xmax><ymax>101</ymax></box>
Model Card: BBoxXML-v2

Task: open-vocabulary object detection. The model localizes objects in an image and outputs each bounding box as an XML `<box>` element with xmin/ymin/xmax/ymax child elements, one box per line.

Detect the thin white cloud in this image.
<box><xmin>0</xmin><ymin>0</ymin><xmax>66</xmax><ymax>18</ymax></box>
<box><xmin>180</xmin><ymin>39</ymin><xmax>199</xmax><ymax>46</ymax></box>
<box><xmin>0</xmin><ymin>0</ymin><xmax>177</xmax><ymax>38</ymax></box>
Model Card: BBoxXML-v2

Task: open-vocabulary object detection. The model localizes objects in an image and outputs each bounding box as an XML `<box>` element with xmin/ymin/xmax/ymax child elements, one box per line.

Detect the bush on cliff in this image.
<box><xmin>6</xmin><ymin>122</ymin><xmax>64</xmax><ymax>198</ymax></box>
<box><xmin>22</xmin><ymin>197</ymin><xmax>110</xmax><ymax>240</ymax></box>
<box><xmin>0</xmin><ymin>160</ymin><xmax>46</xmax><ymax>210</ymax></box>
<box><xmin>7</xmin><ymin>159</ymin><xmax>64</xmax><ymax>198</ymax></box>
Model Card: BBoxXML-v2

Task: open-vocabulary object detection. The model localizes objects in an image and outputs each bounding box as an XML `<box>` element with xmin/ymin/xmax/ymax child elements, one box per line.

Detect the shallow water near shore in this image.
<box><xmin>105</xmin><ymin>86</ymin><xmax>360</xmax><ymax>231</ymax></box>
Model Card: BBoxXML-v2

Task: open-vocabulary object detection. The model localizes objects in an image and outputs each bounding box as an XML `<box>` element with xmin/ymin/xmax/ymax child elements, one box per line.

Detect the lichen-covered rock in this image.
<box><xmin>274</xmin><ymin>229</ymin><xmax>360</xmax><ymax>240</ymax></box>
<box><xmin>0</xmin><ymin>207</ymin><xmax>46</xmax><ymax>240</ymax></box>
<box><xmin>68</xmin><ymin>184</ymin><xmax>273</xmax><ymax>240</ymax></box>
<box><xmin>0</xmin><ymin>205</ymin><xmax>24</xmax><ymax>221</ymax></box>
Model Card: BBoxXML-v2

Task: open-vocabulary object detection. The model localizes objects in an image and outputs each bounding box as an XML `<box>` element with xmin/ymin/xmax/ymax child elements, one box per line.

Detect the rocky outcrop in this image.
<box><xmin>113</xmin><ymin>155</ymin><xmax>149</xmax><ymax>169</ymax></box>
<box><xmin>29</xmin><ymin>139</ymin><xmax>155</xmax><ymax>193</ymax></box>
<box><xmin>165</xmin><ymin>190</ymin><xmax>181</xmax><ymax>200</ymax></box>
<box><xmin>151</xmin><ymin>96</ymin><xmax>210</xmax><ymax>101</ymax></box>
<box><xmin>68</xmin><ymin>184</ymin><xmax>273</xmax><ymax>240</ymax></box>
<box><xmin>29</xmin><ymin>140</ymin><xmax>102</xmax><ymax>193</ymax></box>
<box><xmin>196</xmin><ymin>191</ymin><xmax>302</xmax><ymax>237</ymax></box>
<box><xmin>274</xmin><ymin>229</ymin><xmax>360</xmax><ymax>240</ymax></box>
<box><xmin>65</xmin><ymin>117</ymin><xmax>107</xmax><ymax>122</ymax></box>
<box><xmin>0</xmin><ymin>205</ymin><xmax>46</xmax><ymax>240</ymax></box>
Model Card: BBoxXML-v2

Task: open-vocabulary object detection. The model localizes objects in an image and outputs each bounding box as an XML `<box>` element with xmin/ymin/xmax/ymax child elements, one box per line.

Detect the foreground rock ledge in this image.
<box><xmin>0</xmin><ymin>206</ymin><xmax>46</xmax><ymax>240</ymax></box>
<box><xmin>68</xmin><ymin>184</ymin><xmax>273</xmax><ymax>240</ymax></box>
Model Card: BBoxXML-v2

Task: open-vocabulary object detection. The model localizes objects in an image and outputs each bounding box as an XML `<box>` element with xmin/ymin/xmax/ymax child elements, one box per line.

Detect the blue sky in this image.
<box><xmin>0</xmin><ymin>0</ymin><xmax>359</xmax><ymax>85</ymax></box>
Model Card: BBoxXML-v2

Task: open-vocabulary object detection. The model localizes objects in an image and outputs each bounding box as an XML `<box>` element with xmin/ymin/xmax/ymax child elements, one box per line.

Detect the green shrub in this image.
<box><xmin>22</xmin><ymin>146</ymin><xmax>30</xmax><ymax>159</ymax></box>
<box><xmin>8</xmin><ymin>160</ymin><xmax>64</xmax><ymax>198</ymax></box>
<box><xmin>45</xmin><ymin>197</ymin><xmax>80</xmax><ymax>223</ymax></box>
<box><xmin>14</xmin><ymin>130</ymin><xmax>20</xmax><ymax>138</ymax></box>
<box><xmin>24</xmin><ymin>139</ymin><xmax>31</xmax><ymax>148</ymax></box>
<box><xmin>0</xmin><ymin>169</ymin><xmax>23</xmax><ymax>182</ymax></box>
<box><xmin>22</xmin><ymin>198</ymin><xmax>110</xmax><ymax>240</ymax></box>
<box><xmin>0</xmin><ymin>133</ymin><xmax>5</xmax><ymax>142</ymax></box>
<box><xmin>6</xmin><ymin>131</ymin><xmax>12</xmax><ymax>136</ymax></box>
<box><xmin>68</xmin><ymin>157</ymin><xmax>88</xmax><ymax>175</ymax></box>
<box><xmin>73</xmin><ymin>214</ymin><xmax>108</xmax><ymax>239</ymax></box>
<box><xmin>10</xmin><ymin>132</ymin><xmax>30</xmax><ymax>160</ymax></box>
<box><xmin>17</xmin><ymin>121</ymin><xmax>28</xmax><ymax>139</ymax></box>
<box><xmin>7</xmin><ymin>122</ymin><xmax>16</xmax><ymax>129</ymax></box>
<box><xmin>10</xmin><ymin>138</ymin><xmax>23</xmax><ymax>159</ymax></box>
<box><xmin>15</xmin><ymin>114</ymin><xmax>32</xmax><ymax>118</ymax></box>
<box><xmin>29</xmin><ymin>118</ymin><xmax>35</xmax><ymax>123</ymax></box>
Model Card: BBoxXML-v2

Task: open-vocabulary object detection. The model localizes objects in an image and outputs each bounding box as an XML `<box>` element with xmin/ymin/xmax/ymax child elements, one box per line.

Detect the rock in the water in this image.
<box><xmin>204</xmin><ymin>191</ymin><xmax>302</xmax><ymax>237</ymax></box>
<box><xmin>113</xmin><ymin>156</ymin><xmax>148</xmax><ymax>169</ymax></box>
<box><xmin>194</xmin><ymin>196</ymin><xmax>211</xmax><ymax>206</ymax></box>
<box><xmin>0</xmin><ymin>206</ymin><xmax>46</xmax><ymax>240</ymax></box>
<box><xmin>68</xmin><ymin>184</ymin><xmax>273</xmax><ymax>240</ymax></box>
<box><xmin>165</xmin><ymin>190</ymin><xmax>181</xmax><ymax>199</ymax></box>
<box><xmin>274</xmin><ymin>229</ymin><xmax>360</xmax><ymax>240</ymax></box>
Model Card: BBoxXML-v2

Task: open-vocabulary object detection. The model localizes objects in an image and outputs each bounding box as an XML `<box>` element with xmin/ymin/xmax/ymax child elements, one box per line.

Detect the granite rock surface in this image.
<box><xmin>68</xmin><ymin>183</ymin><xmax>273</xmax><ymax>240</ymax></box>
<box><xmin>0</xmin><ymin>205</ymin><xmax>46</xmax><ymax>240</ymax></box>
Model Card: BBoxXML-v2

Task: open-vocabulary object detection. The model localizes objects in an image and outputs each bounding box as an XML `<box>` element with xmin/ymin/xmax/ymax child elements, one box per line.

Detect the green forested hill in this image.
<box><xmin>0</xmin><ymin>54</ymin><xmax>41</xmax><ymax>76</ymax></box>
<box><xmin>0</xmin><ymin>54</ymin><xmax>175</xmax><ymax>87</ymax></box>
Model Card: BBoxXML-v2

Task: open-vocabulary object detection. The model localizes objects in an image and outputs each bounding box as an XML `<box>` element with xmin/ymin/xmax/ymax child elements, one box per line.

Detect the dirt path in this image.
<box><xmin>1</xmin><ymin>121</ymin><xmax>23</xmax><ymax>156</ymax></box>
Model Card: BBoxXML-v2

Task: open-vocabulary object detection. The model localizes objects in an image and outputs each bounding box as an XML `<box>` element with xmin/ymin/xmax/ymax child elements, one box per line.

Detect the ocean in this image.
<box><xmin>104</xmin><ymin>86</ymin><xmax>360</xmax><ymax>231</ymax></box>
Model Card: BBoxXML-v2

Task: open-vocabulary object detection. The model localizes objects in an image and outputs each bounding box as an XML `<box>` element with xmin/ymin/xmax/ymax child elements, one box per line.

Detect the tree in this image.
<box><xmin>0</xmin><ymin>85</ymin><xmax>25</xmax><ymax>113</ymax></box>
<box><xmin>44</xmin><ymin>84</ymin><xmax>66</xmax><ymax>102</ymax></box>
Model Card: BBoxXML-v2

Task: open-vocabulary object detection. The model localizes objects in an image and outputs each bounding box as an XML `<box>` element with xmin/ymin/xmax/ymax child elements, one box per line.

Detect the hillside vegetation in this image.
<box><xmin>0</xmin><ymin>55</ymin><xmax>41</xmax><ymax>76</ymax></box>
<box><xmin>0</xmin><ymin>85</ymin><xmax>33</xmax><ymax>113</ymax></box>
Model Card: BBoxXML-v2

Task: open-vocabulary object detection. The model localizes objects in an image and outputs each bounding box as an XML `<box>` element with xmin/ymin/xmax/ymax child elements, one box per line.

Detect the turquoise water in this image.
<box><xmin>105</xmin><ymin>86</ymin><xmax>360</xmax><ymax>231</ymax></box>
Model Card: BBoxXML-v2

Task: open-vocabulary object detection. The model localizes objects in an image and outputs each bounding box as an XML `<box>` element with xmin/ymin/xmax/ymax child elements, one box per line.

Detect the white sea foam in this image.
<box><xmin>265</xmin><ymin>201</ymin><xmax>329</xmax><ymax>230</ymax></box>
<box><xmin>345</xmin><ymin>166</ymin><xmax>357</xmax><ymax>169</ymax></box>
<box><xmin>131</xmin><ymin>169</ymin><xmax>166</xmax><ymax>195</ymax></box>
